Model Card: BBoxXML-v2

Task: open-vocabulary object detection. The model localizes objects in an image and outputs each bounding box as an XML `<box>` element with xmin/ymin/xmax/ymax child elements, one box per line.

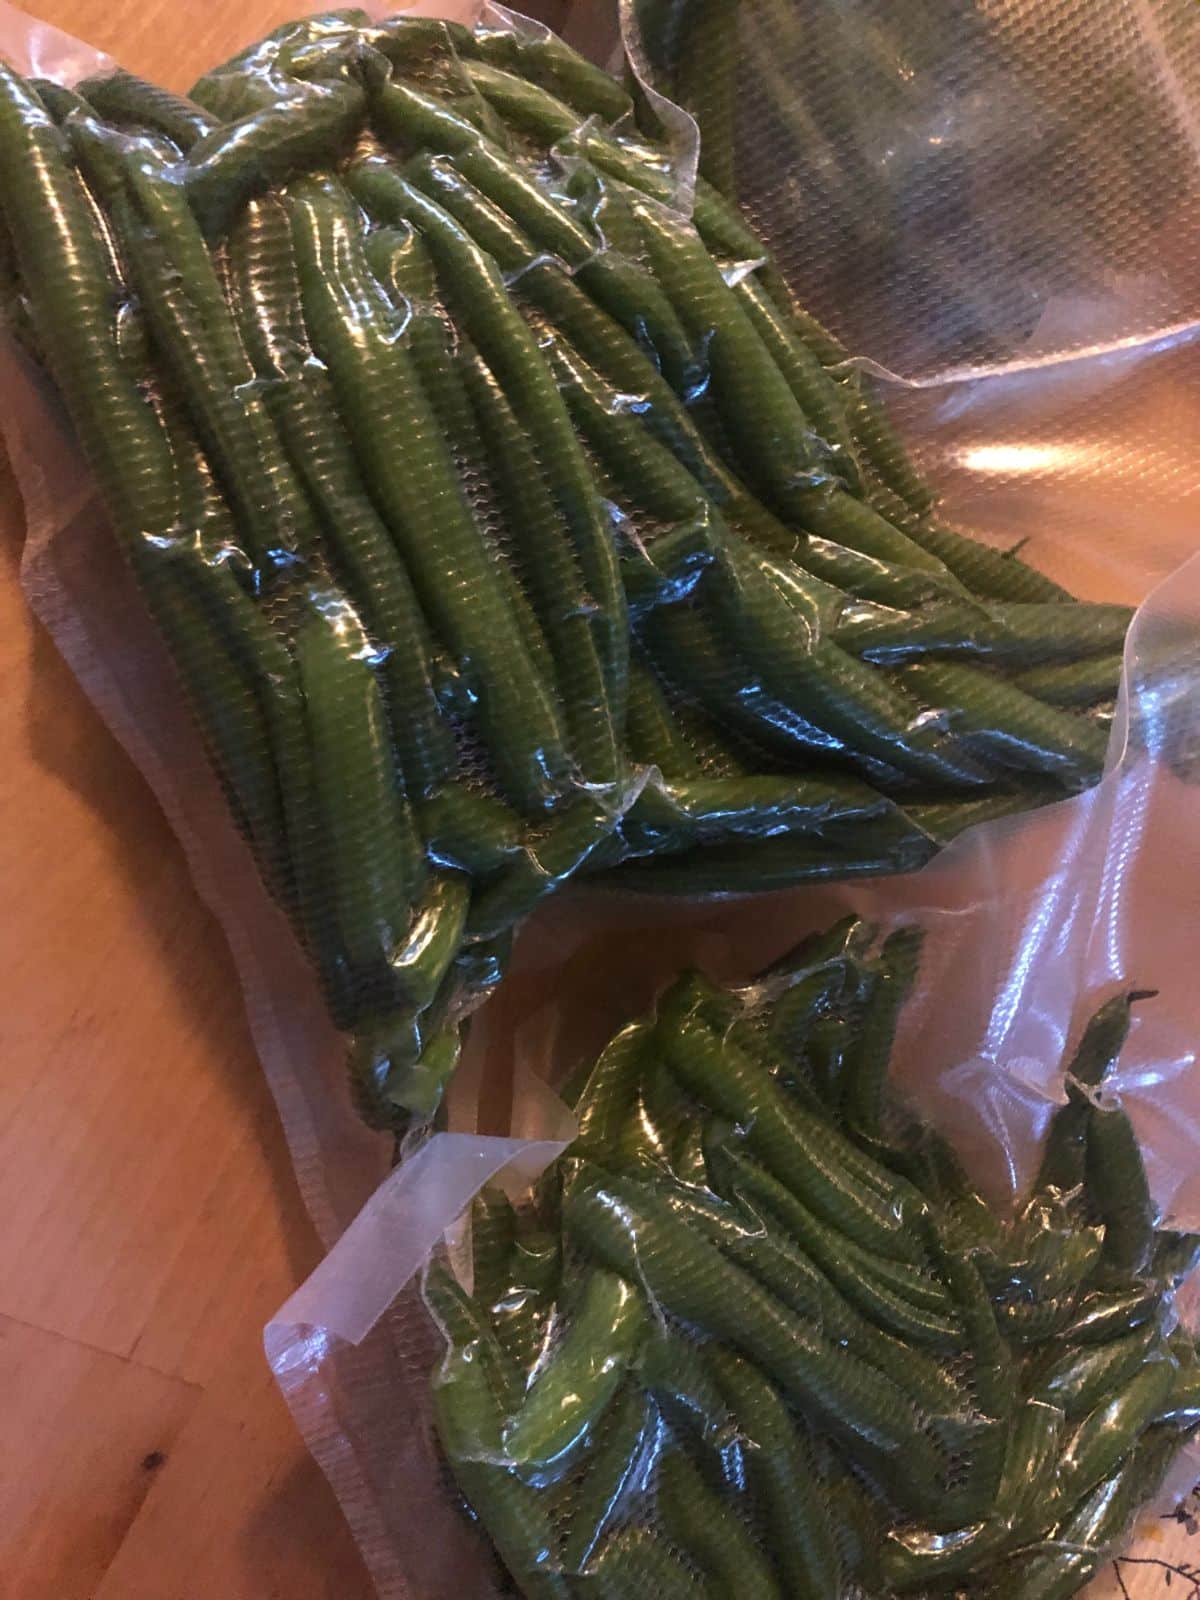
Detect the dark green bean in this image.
<box><xmin>502</xmin><ymin>1268</ymin><xmax>646</xmax><ymax>1478</ymax></box>
<box><xmin>1086</xmin><ymin>1100</ymin><xmax>1155</xmax><ymax>1279</ymax></box>
<box><xmin>656</xmin><ymin>1007</ymin><xmax>936</xmax><ymax>1263</ymax></box>
<box><xmin>843</xmin><ymin>925</ymin><xmax>923</xmax><ymax>1138</ymax></box>
<box><xmin>78</xmin><ymin>69</ymin><xmax>216</xmax><ymax>150</ymax></box>
<box><xmin>1052</xmin><ymin>1354</ymin><xmax>1176</xmax><ymax>1509</ymax></box>
<box><xmin>707</xmin><ymin>1140</ymin><xmax>962</xmax><ymax>1348</ymax></box>
<box><xmin>418</xmin><ymin>781</ymin><xmax>523</xmax><ymax>875</ymax></box>
<box><xmin>657</xmin><ymin>1448</ymin><xmax>782</xmax><ymax>1599</ymax></box>
<box><xmin>584</xmin><ymin>1526</ymin><xmax>712</xmax><ymax>1599</ymax></box>
<box><xmin>433</xmin><ymin>1345</ymin><xmax>573</xmax><ymax>1599</ymax></box>
<box><xmin>559</xmin><ymin>1386</ymin><xmax>658</xmax><ymax>1575</ymax></box>
<box><xmin>347</xmin><ymin>160</ymin><xmax>629</xmax><ymax>741</ymax></box>
<box><xmin>295</xmin><ymin>601</ymin><xmax>426</xmax><ymax>1001</ymax></box>
<box><xmin>1036</xmin><ymin>1322</ymin><xmax>1159</xmax><ymax>1421</ymax></box>
<box><xmin>707</xmin><ymin>1349</ymin><xmax>843</xmax><ymax>1600</ymax></box>
<box><xmin>900</xmin><ymin>658</ymin><xmax>1111</xmax><ymax>784</ymax></box>
<box><xmin>186</xmin><ymin>79</ymin><xmax>366</xmax><ymax>238</ymax></box>
<box><xmin>1014</xmin><ymin>653</ymin><xmax>1124</xmax><ymax>708</ymax></box>
<box><xmin>838</xmin><ymin>600</ymin><xmax>1132</xmax><ymax>667</ymax></box>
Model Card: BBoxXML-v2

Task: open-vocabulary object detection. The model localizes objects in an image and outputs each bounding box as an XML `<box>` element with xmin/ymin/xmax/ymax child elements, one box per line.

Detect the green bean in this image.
<box><xmin>469</xmin><ymin>1186</ymin><xmax>517</xmax><ymax>1313</ymax></box>
<box><xmin>583</xmin><ymin>1526</ymin><xmax>711</xmax><ymax>1599</ymax></box>
<box><xmin>403</xmin><ymin>151</ymin><xmax>688</xmax><ymax>420</ymax></box>
<box><xmin>70</xmin><ymin>121</ymin><xmax>322</xmax><ymax>578</ymax></box>
<box><xmin>572</xmin><ymin>1020</ymin><xmax>654</xmax><ymax>1164</ymax></box>
<box><xmin>1014</xmin><ymin>654</ymin><xmax>1124</xmax><ymax>708</ymax></box>
<box><xmin>547</xmin><ymin>330</ymin><xmax>948</xmax><ymax>612</ymax></box>
<box><xmin>493</xmin><ymin>1230</ymin><xmax>561</xmax><ymax>1376</ymax></box>
<box><xmin>839</xmin><ymin>600</ymin><xmax>1133</xmax><ymax>667</ymax></box>
<box><xmin>295</xmin><ymin>601</ymin><xmax>425</xmax><ymax>1000</ymax></box>
<box><xmin>707</xmin><ymin>1140</ymin><xmax>961</xmax><ymax>1348</ymax></box>
<box><xmin>1063</xmin><ymin>1286</ymin><xmax>1159</xmax><ymax>1345</ymax></box>
<box><xmin>502</xmin><ymin>1268</ymin><xmax>646</xmax><ymax>1479</ymax></box>
<box><xmin>465</xmin><ymin>790</ymin><xmax>627</xmax><ymax>939</ymax></box>
<box><xmin>625</xmin><ymin>653</ymin><xmax>703</xmax><ymax>777</ymax></box>
<box><xmin>1151</xmin><ymin>1229</ymin><xmax>1200</xmax><ymax>1288</ymax></box>
<box><xmin>637</xmin><ymin>1327</ymin><xmax>733</xmax><ymax>1447</ymax></box>
<box><xmin>185</xmin><ymin>75</ymin><xmax>366</xmax><ymax>237</ymax></box>
<box><xmin>1087</xmin><ymin>1100</ymin><xmax>1156</xmax><ymax>1279</ymax></box>
<box><xmin>366</xmin><ymin>14</ymin><xmax>476</xmax><ymax>73</ymax></box>
<box><xmin>1159</xmin><ymin>1363</ymin><xmax>1200</xmax><ymax>1427</ymax></box>
<box><xmin>708</xmin><ymin>540</ymin><xmax>992</xmax><ymax>788</ymax></box>
<box><xmin>871</xmin><ymin>488</ymin><xmax>1075</xmax><ymax>604</ymax></box>
<box><xmin>1072</xmin><ymin>990</ymin><xmax>1151</xmax><ymax>1091</ymax></box>
<box><xmin>433</xmin><ymin>1346</ymin><xmax>572</xmax><ymax>1599</ymax></box>
<box><xmin>909</xmin><ymin>787</ymin><xmax>1061</xmax><ymax>844</ymax></box>
<box><xmin>1036</xmin><ymin>1322</ymin><xmax>1159</xmax><ymax>1421</ymax></box>
<box><xmin>1004</xmin><ymin>1425</ymin><xmax>1184</xmax><ymax>1599</ymax></box>
<box><xmin>226</xmin><ymin>194</ymin><xmax>455</xmax><ymax>793</ymax></box>
<box><xmin>559</xmin><ymin>1386</ymin><xmax>658</xmax><ymax>1575</ymax></box>
<box><xmin>900</xmin><ymin>658</ymin><xmax>1111</xmax><ymax>783</ymax></box>
<box><xmin>418</xmin><ymin>782</ymin><xmax>523</xmax><ymax>875</ymax></box>
<box><xmin>0</xmin><ymin>72</ymin><xmax>325</xmax><ymax>956</ymax></box>
<box><xmin>632</xmin><ymin>193</ymin><xmax>833</xmax><ymax>500</ymax></box>
<box><xmin>841</xmin><ymin>372</ymin><xmax>936</xmax><ymax>517</ymax></box>
<box><xmin>843</xmin><ymin>925</ymin><xmax>924</xmax><ymax>1138</ymax></box>
<box><xmin>371</xmin><ymin>79</ymin><xmax>701</xmax><ymax>392</ymax></box>
<box><xmin>655</xmin><ymin>1177</ymin><xmax>965</xmax><ymax>1420</ymax></box>
<box><xmin>931</xmin><ymin>1245</ymin><xmax>1016</xmax><ymax>1421</ymax></box>
<box><xmin>733</xmin><ymin>274</ymin><xmax>865</xmax><ymax>492</ymax></box>
<box><xmin>1036</xmin><ymin>992</ymin><xmax>1146</xmax><ymax>1196</ymax></box>
<box><xmin>286</xmin><ymin>174</ymin><xmax>569</xmax><ymax>813</ymax></box>
<box><xmin>595</xmin><ymin>828</ymin><xmax>935</xmax><ymax>894</ymax></box>
<box><xmin>621</xmin><ymin>772</ymin><xmax>900</xmax><ymax>858</ymax></box>
<box><xmin>78</xmin><ymin>69</ymin><xmax>216</xmax><ymax>150</ymax></box>
<box><xmin>394</xmin><ymin>870</ymin><xmax>471</xmax><ymax>1013</ymax></box>
<box><xmin>472</xmin><ymin>27</ymin><xmax>633</xmax><ymax>124</ymax></box>
<box><xmin>707</xmin><ymin>1349</ymin><xmax>842</xmax><ymax>1600</ymax></box>
<box><xmin>880</xmin><ymin>1398</ymin><xmax>1064</xmax><ymax>1591</ymax></box>
<box><xmin>658</xmin><ymin>1449</ymin><xmax>782</xmax><ymax>1599</ymax></box>
<box><xmin>766</xmin><ymin>958</ymin><xmax>855</xmax><ymax>1065</ymax></box>
<box><xmin>1052</xmin><ymin>1353</ymin><xmax>1176</xmax><ymax>1509</ymax></box>
<box><xmin>461</xmin><ymin>352</ymin><xmax>624</xmax><ymax>787</ymax></box>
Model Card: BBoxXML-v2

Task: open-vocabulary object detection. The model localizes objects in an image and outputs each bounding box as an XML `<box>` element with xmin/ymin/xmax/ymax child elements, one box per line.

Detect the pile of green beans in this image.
<box><xmin>430</xmin><ymin>919</ymin><xmax>1200</xmax><ymax>1598</ymax></box>
<box><xmin>0</xmin><ymin>13</ymin><xmax>1131</xmax><ymax>1122</ymax></box>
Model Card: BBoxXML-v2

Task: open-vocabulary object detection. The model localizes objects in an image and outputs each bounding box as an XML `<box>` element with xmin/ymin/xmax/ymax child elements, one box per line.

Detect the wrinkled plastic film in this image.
<box><xmin>624</xmin><ymin>0</ymin><xmax>1200</xmax><ymax>384</ymax></box>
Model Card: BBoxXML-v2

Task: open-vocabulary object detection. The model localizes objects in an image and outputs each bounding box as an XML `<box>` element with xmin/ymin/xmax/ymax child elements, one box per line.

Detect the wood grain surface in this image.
<box><xmin>0</xmin><ymin>2</ymin><xmax>554</xmax><ymax>1596</ymax></box>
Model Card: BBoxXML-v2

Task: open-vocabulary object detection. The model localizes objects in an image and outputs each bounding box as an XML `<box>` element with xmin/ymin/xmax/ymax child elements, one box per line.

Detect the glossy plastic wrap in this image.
<box><xmin>1</xmin><ymin>0</ymin><xmax>1154</xmax><ymax>1159</ymax></box>
<box><xmin>624</xmin><ymin>0</ymin><xmax>1200</xmax><ymax>381</ymax></box>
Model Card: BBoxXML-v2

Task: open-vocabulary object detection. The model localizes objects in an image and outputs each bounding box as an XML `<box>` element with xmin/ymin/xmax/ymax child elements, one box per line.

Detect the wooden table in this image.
<box><xmin>0</xmin><ymin>2</ymin><xmax>559</xmax><ymax>1594</ymax></box>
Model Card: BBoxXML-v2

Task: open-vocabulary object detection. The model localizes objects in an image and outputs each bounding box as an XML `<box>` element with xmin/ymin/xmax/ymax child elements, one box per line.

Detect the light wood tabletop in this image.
<box><xmin>0</xmin><ymin>2</ymin><xmax>555</xmax><ymax>1596</ymax></box>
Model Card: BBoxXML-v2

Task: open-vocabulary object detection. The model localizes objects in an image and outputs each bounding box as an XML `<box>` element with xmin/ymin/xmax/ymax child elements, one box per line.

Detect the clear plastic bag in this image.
<box><xmin>623</xmin><ymin>0</ymin><xmax>1200</xmax><ymax>382</ymax></box>
<box><xmin>408</xmin><ymin>948</ymin><xmax>1200</xmax><ymax>1597</ymax></box>
<box><xmin>3</xmin><ymin>0</ymin><xmax>1158</xmax><ymax>1233</ymax></box>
